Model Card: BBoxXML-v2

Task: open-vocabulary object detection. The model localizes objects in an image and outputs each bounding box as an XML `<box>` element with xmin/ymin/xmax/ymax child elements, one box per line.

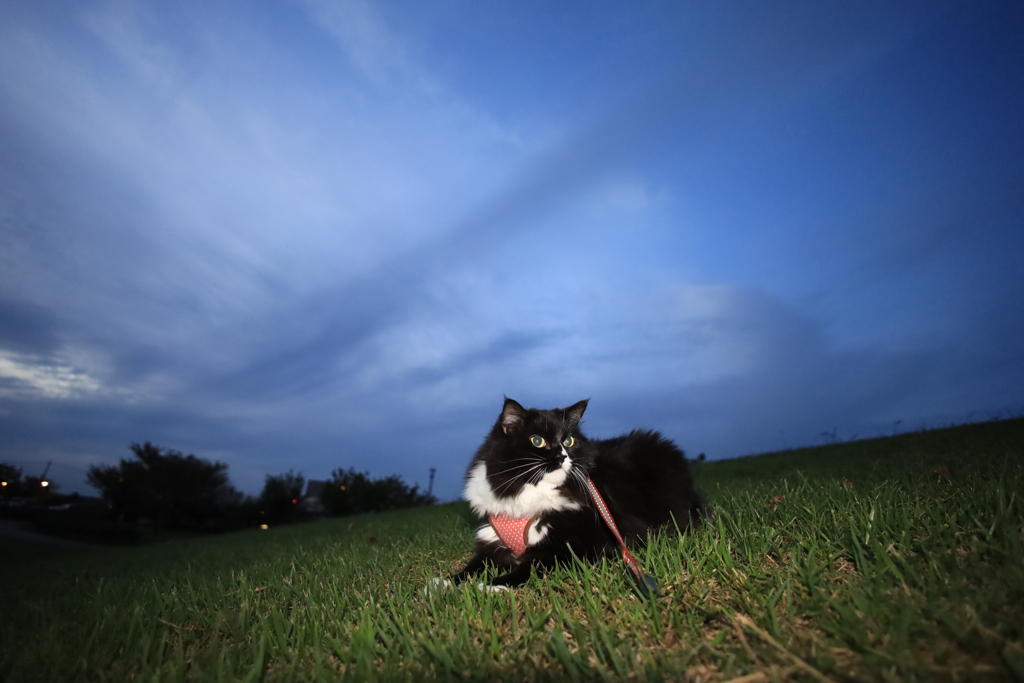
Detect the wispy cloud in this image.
<box><xmin>300</xmin><ymin>0</ymin><xmax>411</xmax><ymax>87</ymax></box>
<box><xmin>0</xmin><ymin>351</ymin><xmax>101</xmax><ymax>400</ymax></box>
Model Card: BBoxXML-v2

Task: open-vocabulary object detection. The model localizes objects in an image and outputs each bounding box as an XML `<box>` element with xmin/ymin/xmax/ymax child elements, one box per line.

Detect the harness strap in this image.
<box><xmin>585</xmin><ymin>476</ymin><xmax>659</xmax><ymax>598</ymax></box>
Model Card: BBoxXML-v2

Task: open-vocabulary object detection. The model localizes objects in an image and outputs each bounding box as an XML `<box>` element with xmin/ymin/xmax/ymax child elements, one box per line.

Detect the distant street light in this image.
<box><xmin>41</xmin><ymin>481</ymin><xmax>49</xmax><ymax>488</ymax></box>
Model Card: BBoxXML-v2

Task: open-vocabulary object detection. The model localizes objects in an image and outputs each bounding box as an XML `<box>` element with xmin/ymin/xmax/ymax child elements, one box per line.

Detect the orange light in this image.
<box><xmin>340</xmin><ymin>485</ymin><xmax>345</xmax><ymax>490</ymax></box>
<box><xmin>260</xmin><ymin>524</ymin><xmax>268</xmax><ymax>530</ymax></box>
<box><xmin>1</xmin><ymin>481</ymin><xmax>6</xmax><ymax>487</ymax></box>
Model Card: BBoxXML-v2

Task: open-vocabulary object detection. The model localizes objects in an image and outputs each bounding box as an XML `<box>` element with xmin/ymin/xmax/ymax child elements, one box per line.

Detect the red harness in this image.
<box><xmin>488</xmin><ymin>513</ymin><xmax>538</xmax><ymax>556</ymax></box>
<box><xmin>487</xmin><ymin>477</ymin><xmax>658</xmax><ymax>597</ymax></box>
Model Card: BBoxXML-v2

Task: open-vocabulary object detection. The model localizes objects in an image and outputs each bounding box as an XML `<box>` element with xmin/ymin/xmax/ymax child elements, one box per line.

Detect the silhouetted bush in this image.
<box><xmin>87</xmin><ymin>443</ymin><xmax>242</xmax><ymax>531</ymax></box>
<box><xmin>259</xmin><ymin>470</ymin><xmax>305</xmax><ymax>524</ymax></box>
<box><xmin>320</xmin><ymin>468</ymin><xmax>436</xmax><ymax>516</ymax></box>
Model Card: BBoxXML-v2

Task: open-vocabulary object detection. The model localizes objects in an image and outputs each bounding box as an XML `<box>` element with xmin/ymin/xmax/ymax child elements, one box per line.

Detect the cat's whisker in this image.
<box><xmin>571</xmin><ymin>469</ymin><xmax>593</xmax><ymax>504</ymax></box>
<box><xmin>489</xmin><ymin>456</ymin><xmax>552</xmax><ymax>483</ymax></box>
<box><xmin>498</xmin><ymin>457</ymin><xmax>545</xmax><ymax>465</ymax></box>
<box><xmin>490</xmin><ymin>460</ymin><xmax>546</xmax><ymax>476</ymax></box>
<box><xmin>491</xmin><ymin>469</ymin><xmax>541</xmax><ymax>483</ymax></box>
<box><xmin>570</xmin><ymin>468</ymin><xmax>583</xmax><ymax>488</ymax></box>
<box><xmin>526</xmin><ymin>466</ymin><xmax>547</xmax><ymax>487</ymax></box>
<box><xmin>493</xmin><ymin>467</ymin><xmax>539</xmax><ymax>490</ymax></box>
<box><xmin>488</xmin><ymin>458</ymin><xmax>547</xmax><ymax>480</ymax></box>
<box><xmin>493</xmin><ymin>464</ymin><xmax>544</xmax><ymax>495</ymax></box>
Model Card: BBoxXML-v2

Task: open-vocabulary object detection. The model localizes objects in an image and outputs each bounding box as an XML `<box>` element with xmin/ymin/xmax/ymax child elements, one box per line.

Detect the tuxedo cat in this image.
<box><xmin>452</xmin><ymin>397</ymin><xmax>704</xmax><ymax>589</ymax></box>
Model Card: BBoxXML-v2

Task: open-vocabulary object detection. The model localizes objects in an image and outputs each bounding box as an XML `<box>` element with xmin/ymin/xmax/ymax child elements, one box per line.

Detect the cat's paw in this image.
<box><xmin>477</xmin><ymin>582</ymin><xmax>509</xmax><ymax>593</ymax></box>
<box><xmin>422</xmin><ymin>577</ymin><xmax>450</xmax><ymax>596</ymax></box>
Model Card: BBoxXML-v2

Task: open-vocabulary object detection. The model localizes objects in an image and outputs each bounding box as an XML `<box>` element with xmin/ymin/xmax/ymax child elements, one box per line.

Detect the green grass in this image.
<box><xmin>2</xmin><ymin>418</ymin><xmax>1023</xmax><ymax>682</ymax></box>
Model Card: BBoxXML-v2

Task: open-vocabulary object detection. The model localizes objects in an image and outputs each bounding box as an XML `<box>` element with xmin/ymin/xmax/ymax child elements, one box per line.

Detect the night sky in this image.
<box><xmin>2</xmin><ymin>1</ymin><xmax>1022</xmax><ymax>502</ymax></box>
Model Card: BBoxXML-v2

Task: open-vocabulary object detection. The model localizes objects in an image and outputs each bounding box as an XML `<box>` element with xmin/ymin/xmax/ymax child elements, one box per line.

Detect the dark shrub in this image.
<box><xmin>320</xmin><ymin>468</ymin><xmax>435</xmax><ymax>517</ymax></box>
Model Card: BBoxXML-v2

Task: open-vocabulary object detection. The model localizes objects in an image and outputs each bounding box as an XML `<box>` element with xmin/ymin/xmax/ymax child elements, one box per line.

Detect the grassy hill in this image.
<box><xmin>695</xmin><ymin>418</ymin><xmax>1021</xmax><ymax>485</ymax></box>
<box><xmin>2</xmin><ymin>418</ymin><xmax>1022</xmax><ymax>682</ymax></box>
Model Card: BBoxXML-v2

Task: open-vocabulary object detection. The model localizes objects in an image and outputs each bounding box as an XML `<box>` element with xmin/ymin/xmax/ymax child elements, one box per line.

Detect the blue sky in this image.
<box><xmin>1</xmin><ymin>1</ymin><xmax>1022</xmax><ymax>502</ymax></box>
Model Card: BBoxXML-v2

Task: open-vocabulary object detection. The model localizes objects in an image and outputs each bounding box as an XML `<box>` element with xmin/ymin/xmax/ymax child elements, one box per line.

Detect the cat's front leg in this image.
<box><xmin>484</xmin><ymin>542</ymin><xmax>566</xmax><ymax>588</ymax></box>
<box><xmin>451</xmin><ymin>543</ymin><xmax>516</xmax><ymax>584</ymax></box>
<box><xmin>483</xmin><ymin>532</ymin><xmax>605</xmax><ymax>589</ymax></box>
<box><xmin>487</xmin><ymin>561</ymin><xmax>534</xmax><ymax>588</ymax></box>
<box><xmin>450</xmin><ymin>550</ymin><xmax>488</xmax><ymax>584</ymax></box>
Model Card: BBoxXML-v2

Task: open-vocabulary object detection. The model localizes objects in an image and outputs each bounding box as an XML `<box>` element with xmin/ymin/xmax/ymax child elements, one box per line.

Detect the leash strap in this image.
<box><xmin>585</xmin><ymin>477</ymin><xmax>658</xmax><ymax>598</ymax></box>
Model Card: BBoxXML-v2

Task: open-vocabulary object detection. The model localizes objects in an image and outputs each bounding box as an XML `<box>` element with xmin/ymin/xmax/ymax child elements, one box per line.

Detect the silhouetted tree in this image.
<box><xmin>87</xmin><ymin>443</ymin><xmax>238</xmax><ymax>531</ymax></box>
<box><xmin>320</xmin><ymin>467</ymin><xmax>435</xmax><ymax>516</ymax></box>
<box><xmin>259</xmin><ymin>470</ymin><xmax>305</xmax><ymax>523</ymax></box>
<box><xmin>320</xmin><ymin>469</ymin><xmax>370</xmax><ymax>516</ymax></box>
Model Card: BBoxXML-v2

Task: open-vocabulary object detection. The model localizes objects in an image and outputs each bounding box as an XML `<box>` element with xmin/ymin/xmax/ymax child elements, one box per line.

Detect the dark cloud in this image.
<box><xmin>0</xmin><ymin>299</ymin><xmax>61</xmax><ymax>355</ymax></box>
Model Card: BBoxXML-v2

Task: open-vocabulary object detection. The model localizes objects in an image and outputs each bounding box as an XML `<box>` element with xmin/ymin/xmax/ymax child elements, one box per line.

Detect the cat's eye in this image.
<box><xmin>562</xmin><ymin>435</ymin><xmax>575</xmax><ymax>448</ymax></box>
<box><xmin>529</xmin><ymin>435</ymin><xmax>546</xmax><ymax>448</ymax></box>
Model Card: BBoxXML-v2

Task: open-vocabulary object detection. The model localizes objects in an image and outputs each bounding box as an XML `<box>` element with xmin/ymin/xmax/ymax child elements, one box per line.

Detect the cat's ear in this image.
<box><xmin>500</xmin><ymin>398</ymin><xmax>527</xmax><ymax>434</ymax></box>
<box><xmin>565</xmin><ymin>399</ymin><xmax>589</xmax><ymax>425</ymax></box>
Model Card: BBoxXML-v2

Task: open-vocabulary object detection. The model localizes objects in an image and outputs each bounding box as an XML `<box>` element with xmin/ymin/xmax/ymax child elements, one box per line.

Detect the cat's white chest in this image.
<box><xmin>464</xmin><ymin>460</ymin><xmax>581</xmax><ymax>519</ymax></box>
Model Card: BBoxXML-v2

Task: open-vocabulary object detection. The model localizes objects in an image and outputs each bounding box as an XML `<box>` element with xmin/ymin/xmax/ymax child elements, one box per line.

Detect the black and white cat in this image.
<box><xmin>449</xmin><ymin>397</ymin><xmax>705</xmax><ymax>590</ymax></box>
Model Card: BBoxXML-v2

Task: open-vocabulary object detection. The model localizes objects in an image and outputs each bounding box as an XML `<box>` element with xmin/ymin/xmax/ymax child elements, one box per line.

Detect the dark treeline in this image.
<box><xmin>321</xmin><ymin>468</ymin><xmax>436</xmax><ymax>516</ymax></box>
<box><xmin>1</xmin><ymin>442</ymin><xmax>435</xmax><ymax>542</ymax></box>
<box><xmin>86</xmin><ymin>443</ymin><xmax>241</xmax><ymax>531</ymax></box>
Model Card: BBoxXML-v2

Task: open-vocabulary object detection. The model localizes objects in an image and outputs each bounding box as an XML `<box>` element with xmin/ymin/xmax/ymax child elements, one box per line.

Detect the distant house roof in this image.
<box><xmin>304</xmin><ymin>480</ymin><xmax>327</xmax><ymax>499</ymax></box>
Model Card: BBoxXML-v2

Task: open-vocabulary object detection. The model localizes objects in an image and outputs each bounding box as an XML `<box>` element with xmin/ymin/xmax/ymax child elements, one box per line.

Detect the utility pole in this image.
<box><xmin>428</xmin><ymin>468</ymin><xmax>436</xmax><ymax>496</ymax></box>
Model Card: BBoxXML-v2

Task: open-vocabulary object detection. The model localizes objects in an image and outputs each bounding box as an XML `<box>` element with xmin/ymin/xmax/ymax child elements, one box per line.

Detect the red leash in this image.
<box><xmin>585</xmin><ymin>477</ymin><xmax>659</xmax><ymax>598</ymax></box>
